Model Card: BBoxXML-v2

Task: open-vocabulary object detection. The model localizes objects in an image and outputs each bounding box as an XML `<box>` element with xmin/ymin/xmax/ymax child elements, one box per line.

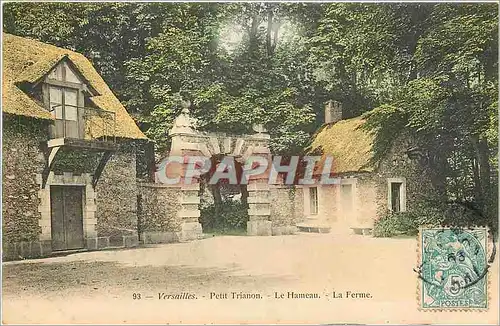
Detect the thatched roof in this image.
<box><xmin>2</xmin><ymin>33</ymin><xmax>146</xmax><ymax>140</ymax></box>
<box><xmin>310</xmin><ymin>117</ymin><xmax>376</xmax><ymax>174</ymax></box>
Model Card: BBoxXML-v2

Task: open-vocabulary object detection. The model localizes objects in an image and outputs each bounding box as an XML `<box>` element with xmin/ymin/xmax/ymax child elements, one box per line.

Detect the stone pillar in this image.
<box><xmin>83</xmin><ymin>182</ymin><xmax>98</xmax><ymax>240</ymax></box>
<box><xmin>245</xmin><ymin>130</ymin><xmax>272</xmax><ymax>236</ymax></box>
<box><xmin>168</xmin><ymin>102</ymin><xmax>204</xmax><ymax>241</ymax></box>
<box><xmin>247</xmin><ymin>178</ymin><xmax>272</xmax><ymax>236</ymax></box>
<box><xmin>325</xmin><ymin>100</ymin><xmax>343</xmax><ymax>124</ymax></box>
<box><xmin>160</xmin><ymin>156</ymin><xmax>203</xmax><ymax>242</ymax></box>
<box><xmin>178</xmin><ymin>181</ymin><xmax>203</xmax><ymax>241</ymax></box>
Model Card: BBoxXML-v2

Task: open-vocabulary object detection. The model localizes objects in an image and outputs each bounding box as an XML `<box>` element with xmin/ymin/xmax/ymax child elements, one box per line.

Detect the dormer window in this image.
<box><xmin>42</xmin><ymin>59</ymin><xmax>88</xmax><ymax>139</ymax></box>
<box><xmin>25</xmin><ymin>56</ymin><xmax>113</xmax><ymax>143</ymax></box>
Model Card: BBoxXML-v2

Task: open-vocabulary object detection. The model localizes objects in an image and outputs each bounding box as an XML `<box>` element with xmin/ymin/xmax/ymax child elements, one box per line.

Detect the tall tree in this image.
<box><xmin>363</xmin><ymin>3</ymin><xmax>498</xmax><ymax>220</ymax></box>
<box><xmin>3</xmin><ymin>2</ymin><xmax>497</xmax><ymax>219</ymax></box>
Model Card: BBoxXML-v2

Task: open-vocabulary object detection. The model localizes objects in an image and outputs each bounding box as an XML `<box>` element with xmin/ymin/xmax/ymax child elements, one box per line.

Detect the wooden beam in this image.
<box><xmin>92</xmin><ymin>151</ymin><xmax>114</xmax><ymax>188</ymax></box>
<box><xmin>48</xmin><ymin>138</ymin><xmax>118</xmax><ymax>151</ymax></box>
<box><xmin>65</xmin><ymin>138</ymin><xmax>118</xmax><ymax>151</ymax></box>
<box><xmin>41</xmin><ymin>146</ymin><xmax>61</xmax><ymax>189</ymax></box>
<box><xmin>45</xmin><ymin>78</ymin><xmax>86</xmax><ymax>91</ymax></box>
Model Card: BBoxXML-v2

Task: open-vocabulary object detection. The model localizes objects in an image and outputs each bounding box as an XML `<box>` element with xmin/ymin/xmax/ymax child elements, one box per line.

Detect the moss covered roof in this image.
<box><xmin>310</xmin><ymin>117</ymin><xmax>376</xmax><ymax>174</ymax></box>
<box><xmin>2</xmin><ymin>33</ymin><xmax>147</xmax><ymax>139</ymax></box>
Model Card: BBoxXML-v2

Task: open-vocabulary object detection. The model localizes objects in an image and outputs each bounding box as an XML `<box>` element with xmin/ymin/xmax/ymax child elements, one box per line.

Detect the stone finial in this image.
<box><xmin>325</xmin><ymin>100</ymin><xmax>342</xmax><ymax>124</ymax></box>
<box><xmin>252</xmin><ymin>123</ymin><xmax>267</xmax><ymax>133</ymax></box>
<box><xmin>168</xmin><ymin>101</ymin><xmax>198</xmax><ymax>135</ymax></box>
<box><xmin>251</xmin><ymin>123</ymin><xmax>270</xmax><ymax>139</ymax></box>
<box><xmin>181</xmin><ymin>99</ymin><xmax>191</xmax><ymax>114</ymax></box>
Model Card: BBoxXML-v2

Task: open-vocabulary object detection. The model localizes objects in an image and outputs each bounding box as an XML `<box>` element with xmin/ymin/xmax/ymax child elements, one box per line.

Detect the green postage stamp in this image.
<box><xmin>418</xmin><ymin>227</ymin><xmax>489</xmax><ymax>310</ymax></box>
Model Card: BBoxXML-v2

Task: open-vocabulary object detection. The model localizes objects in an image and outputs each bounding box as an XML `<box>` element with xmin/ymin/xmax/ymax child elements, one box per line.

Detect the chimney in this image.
<box><xmin>325</xmin><ymin>100</ymin><xmax>342</xmax><ymax>124</ymax></box>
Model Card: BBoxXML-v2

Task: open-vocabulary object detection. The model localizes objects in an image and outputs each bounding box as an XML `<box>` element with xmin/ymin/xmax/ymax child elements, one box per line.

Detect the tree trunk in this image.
<box><xmin>248</xmin><ymin>14</ymin><xmax>260</xmax><ymax>56</ymax></box>
<box><xmin>240</xmin><ymin>184</ymin><xmax>249</xmax><ymax>209</ymax></box>
<box><xmin>266</xmin><ymin>9</ymin><xmax>273</xmax><ymax>56</ymax></box>
<box><xmin>426</xmin><ymin>148</ymin><xmax>448</xmax><ymax>199</ymax></box>
<box><xmin>470</xmin><ymin>135</ymin><xmax>491</xmax><ymax>209</ymax></box>
<box><xmin>210</xmin><ymin>183</ymin><xmax>223</xmax><ymax>227</ymax></box>
<box><xmin>478</xmin><ymin>137</ymin><xmax>491</xmax><ymax>195</ymax></box>
<box><xmin>472</xmin><ymin>157</ymin><xmax>482</xmax><ymax>204</ymax></box>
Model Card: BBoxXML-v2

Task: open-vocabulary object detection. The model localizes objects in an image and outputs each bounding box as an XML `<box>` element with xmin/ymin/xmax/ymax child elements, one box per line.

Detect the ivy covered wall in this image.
<box><xmin>137</xmin><ymin>184</ymin><xmax>183</xmax><ymax>235</ymax></box>
<box><xmin>373</xmin><ymin>136</ymin><xmax>438</xmax><ymax>218</ymax></box>
<box><xmin>2</xmin><ymin>114</ymin><xmax>48</xmax><ymax>244</ymax></box>
<box><xmin>3</xmin><ymin>113</ymin><xmax>145</xmax><ymax>251</ymax></box>
<box><xmin>95</xmin><ymin>141</ymin><xmax>140</xmax><ymax>240</ymax></box>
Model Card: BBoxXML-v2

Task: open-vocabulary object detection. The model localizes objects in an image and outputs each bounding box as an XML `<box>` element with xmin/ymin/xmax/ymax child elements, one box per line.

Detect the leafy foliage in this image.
<box><xmin>199</xmin><ymin>199</ymin><xmax>248</xmax><ymax>232</ymax></box>
<box><xmin>373</xmin><ymin>212</ymin><xmax>419</xmax><ymax>237</ymax></box>
<box><xmin>374</xmin><ymin>198</ymin><xmax>496</xmax><ymax>238</ymax></box>
<box><xmin>357</xmin><ymin>4</ymin><xmax>498</xmax><ymax>221</ymax></box>
<box><xmin>3</xmin><ymin>3</ymin><xmax>498</xmax><ymax>232</ymax></box>
<box><xmin>374</xmin><ymin>201</ymin><xmax>447</xmax><ymax>237</ymax></box>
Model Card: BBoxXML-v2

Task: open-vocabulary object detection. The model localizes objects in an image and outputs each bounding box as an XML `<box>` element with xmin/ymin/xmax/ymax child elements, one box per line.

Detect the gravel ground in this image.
<box><xmin>2</xmin><ymin>233</ymin><xmax>499</xmax><ymax>324</ymax></box>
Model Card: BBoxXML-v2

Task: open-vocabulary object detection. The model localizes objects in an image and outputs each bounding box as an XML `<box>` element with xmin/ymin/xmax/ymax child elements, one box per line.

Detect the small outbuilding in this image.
<box><xmin>297</xmin><ymin>101</ymin><xmax>434</xmax><ymax>234</ymax></box>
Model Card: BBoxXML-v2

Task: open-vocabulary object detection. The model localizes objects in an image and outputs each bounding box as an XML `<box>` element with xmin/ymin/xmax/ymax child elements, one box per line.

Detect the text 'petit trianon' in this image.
<box><xmin>155</xmin><ymin>155</ymin><xmax>341</xmax><ymax>185</ymax></box>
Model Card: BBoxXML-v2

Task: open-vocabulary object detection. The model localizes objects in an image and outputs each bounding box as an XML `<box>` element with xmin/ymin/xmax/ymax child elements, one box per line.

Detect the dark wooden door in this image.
<box><xmin>50</xmin><ymin>186</ymin><xmax>84</xmax><ymax>251</ymax></box>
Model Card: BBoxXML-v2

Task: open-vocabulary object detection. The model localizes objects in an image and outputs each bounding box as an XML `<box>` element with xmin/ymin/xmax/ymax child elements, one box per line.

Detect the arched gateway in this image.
<box><xmin>137</xmin><ymin>103</ymin><xmax>302</xmax><ymax>243</ymax></box>
<box><xmin>165</xmin><ymin>104</ymin><xmax>276</xmax><ymax>240</ymax></box>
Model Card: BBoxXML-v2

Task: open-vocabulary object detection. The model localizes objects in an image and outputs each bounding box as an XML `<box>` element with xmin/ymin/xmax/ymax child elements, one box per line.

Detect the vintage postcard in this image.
<box><xmin>1</xmin><ymin>1</ymin><xmax>499</xmax><ymax>325</ymax></box>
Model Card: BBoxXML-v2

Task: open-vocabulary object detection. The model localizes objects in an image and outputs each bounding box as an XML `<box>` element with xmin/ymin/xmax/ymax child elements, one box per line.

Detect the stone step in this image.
<box><xmin>351</xmin><ymin>227</ymin><xmax>373</xmax><ymax>235</ymax></box>
<box><xmin>296</xmin><ymin>223</ymin><xmax>331</xmax><ymax>234</ymax></box>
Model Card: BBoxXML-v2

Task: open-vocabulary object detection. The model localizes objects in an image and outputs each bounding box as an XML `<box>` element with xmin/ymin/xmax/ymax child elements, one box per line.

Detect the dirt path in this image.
<box><xmin>2</xmin><ymin>233</ymin><xmax>499</xmax><ymax>324</ymax></box>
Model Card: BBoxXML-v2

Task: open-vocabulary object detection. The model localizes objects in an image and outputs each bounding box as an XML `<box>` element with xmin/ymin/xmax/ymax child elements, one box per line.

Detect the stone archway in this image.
<box><xmin>167</xmin><ymin>104</ymin><xmax>273</xmax><ymax>240</ymax></box>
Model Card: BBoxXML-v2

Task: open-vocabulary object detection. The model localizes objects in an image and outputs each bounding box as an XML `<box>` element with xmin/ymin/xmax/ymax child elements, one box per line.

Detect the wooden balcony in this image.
<box><xmin>48</xmin><ymin>104</ymin><xmax>117</xmax><ymax>144</ymax></box>
<box><xmin>47</xmin><ymin>137</ymin><xmax>118</xmax><ymax>151</ymax></box>
<box><xmin>42</xmin><ymin>105</ymin><xmax>119</xmax><ymax>188</ymax></box>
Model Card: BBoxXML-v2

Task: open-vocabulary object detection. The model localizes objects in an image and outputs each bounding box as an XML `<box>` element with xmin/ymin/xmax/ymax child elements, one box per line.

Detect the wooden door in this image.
<box><xmin>50</xmin><ymin>186</ymin><xmax>84</xmax><ymax>251</ymax></box>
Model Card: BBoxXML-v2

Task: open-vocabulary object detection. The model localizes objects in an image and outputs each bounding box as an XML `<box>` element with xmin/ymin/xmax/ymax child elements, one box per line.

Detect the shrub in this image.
<box><xmin>374</xmin><ymin>203</ymin><xmax>448</xmax><ymax>237</ymax></box>
<box><xmin>199</xmin><ymin>199</ymin><xmax>248</xmax><ymax>232</ymax></box>
<box><xmin>373</xmin><ymin>199</ymin><xmax>496</xmax><ymax>238</ymax></box>
<box><xmin>373</xmin><ymin>211</ymin><xmax>419</xmax><ymax>237</ymax></box>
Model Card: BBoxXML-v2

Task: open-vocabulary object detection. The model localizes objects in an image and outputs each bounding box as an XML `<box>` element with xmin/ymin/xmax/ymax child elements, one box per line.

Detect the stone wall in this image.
<box><xmin>2</xmin><ymin>114</ymin><xmax>142</xmax><ymax>260</ymax></box>
<box><xmin>371</xmin><ymin>136</ymin><xmax>436</xmax><ymax>219</ymax></box>
<box><xmin>354</xmin><ymin>176</ymin><xmax>378</xmax><ymax>227</ymax></box>
<box><xmin>318</xmin><ymin>185</ymin><xmax>338</xmax><ymax>223</ymax></box>
<box><xmin>297</xmin><ymin>135</ymin><xmax>433</xmax><ymax>233</ymax></box>
<box><xmin>2</xmin><ymin>115</ymin><xmax>47</xmax><ymax>246</ymax></box>
<box><xmin>269</xmin><ymin>185</ymin><xmax>302</xmax><ymax>235</ymax></box>
<box><xmin>137</xmin><ymin>183</ymin><xmax>183</xmax><ymax>243</ymax></box>
<box><xmin>294</xmin><ymin>187</ymin><xmax>304</xmax><ymax>225</ymax></box>
<box><xmin>95</xmin><ymin>142</ymin><xmax>138</xmax><ymax>243</ymax></box>
<box><xmin>301</xmin><ymin>177</ymin><xmax>377</xmax><ymax>229</ymax></box>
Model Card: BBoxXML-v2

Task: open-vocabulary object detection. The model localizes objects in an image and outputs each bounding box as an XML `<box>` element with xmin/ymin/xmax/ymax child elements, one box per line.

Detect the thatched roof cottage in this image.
<box><xmin>2</xmin><ymin>33</ymin><xmax>147</xmax><ymax>260</ymax></box>
<box><xmin>297</xmin><ymin>101</ymin><xmax>433</xmax><ymax>234</ymax></box>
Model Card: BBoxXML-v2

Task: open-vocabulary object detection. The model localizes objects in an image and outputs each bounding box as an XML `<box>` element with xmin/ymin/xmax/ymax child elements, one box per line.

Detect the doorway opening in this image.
<box><xmin>50</xmin><ymin>185</ymin><xmax>85</xmax><ymax>250</ymax></box>
<box><xmin>338</xmin><ymin>183</ymin><xmax>355</xmax><ymax>228</ymax></box>
<box><xmin>198</xmin><ymin>155</ymin><xmax>249</xmax><ymax>236</ymax></box>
